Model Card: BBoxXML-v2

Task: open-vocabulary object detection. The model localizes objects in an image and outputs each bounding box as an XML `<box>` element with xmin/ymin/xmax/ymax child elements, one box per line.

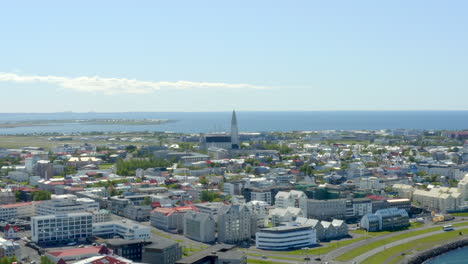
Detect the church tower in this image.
<box><xmin>231</xmin><ymin>110</ymin><xmax>239</xmax><ymax>149</ymax></box>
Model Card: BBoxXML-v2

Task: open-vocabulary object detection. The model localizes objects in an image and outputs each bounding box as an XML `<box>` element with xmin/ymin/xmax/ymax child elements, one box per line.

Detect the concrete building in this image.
<box><xmin>245</xmin><ymin>200</ymin><xmax>269</xmax><ymax>227</ymax></box>
<box><xmin>0</xmin><ymin>237</ymin><xmax>21</xmax><ymax>258</ymax></box>
<box><xmin>183</xmin><ymin>211</ymin><xmax>216</xmax><ymax>243</ymax></box>
<box><xmin>0</xmin><ymin>201</ymin><xmax>38</xmax><ymax>221</ymax></box>
<box><xmin>175</xmin><ymin>244</ymin><xmax>244</xmax><ymax>264</ymax></box>
<box><xmin>250</xmin><ymin>189</ymin><xmax>272</xmax><ymax>205</ymax></box>
<box><xmin>360</xmin><ymin>208</ymin><xmax>409</xmax><ymax>232</ymax></box>
<box><xmin>151</xmin><ymin>206</ymin><xmax>198</xmax><ymax>233</ymax></box>
<box><xmin>31</xmin><ymin>212</ymin><xmax>93</xmax><ymax>244</ymax></box>
<box><xmin>0</xmin><ymin>189</ymin><xmax>16</xmax><ymax>205</ymax></box>
<box><xmin>217</xmin><ymin>205</ymin><xmax>252</xmax><ymax>244</ymax></box>
<box><xmin>36</xmin><ymin>194</ymin><xmax>99</xmax><ymax>215</ymax></box>
<box><xmin>345</xmin><ymin>198</ymin><xmax>373</xmax><ymax>221</ymax></box>
<box><xmin>270</xmin><ymin>207</ymin><xmax>304</xmax><ymax>227</ymax></box>
<box><xmin>413</xmin><ymin>187</ymin><xmax>462</xmax><ymax>212</ymax></box>
<box><xmin>194</xmin><ymin>202</ymin><xmax>225</xmax><ymax>220</ymax></box>
<box><xmin>306</xmin><ymin>199</ymin><xmax>347</xmax><ymax>221</ymax></box>
<box><xmin>392</xmin><ymin>184</ymin><xmax>414</xmax><ymax>199</ymax></box>
<box><xmin>224</xmin><ymin>182</ymin><xmax>243</xmax><ymax>196</ymax></box>
<box><xmin>275</xmin><ymin>190</ymin><xmax>308</xmax><ymax>216</ymax></box>
<box><xmin>142</xmin><ymin>239</ymin><xmax>182</xmax><ymax>264</ymax></box>
<box><xmin>255</xmin><ymin>225</ymin><xmax>317</xmax><ymax>250</ymax></box>
<box><xmin>458</xmin><ymin>173</ymin><xmax>468</xmax><ymax>200</ymax></box>
<box><xmin>294</xmin><ymin>217</ymin><xmax>348</xmax><ymax>241</ymax></box>
<box><xmin>359</xmin><ymin>177</ymin><xmax>383</xmax><ymax>190</ymax></box>
<box><xmin>45</xmin><ymin>245</ymin><xmax>112</xmax><ymax>263</ymax></box>
<box><xmin>104</xmin><ymin>239</ymin><xmax>150</xmax><ymax>261</ymax></box>
<box><xmin>93</xmin><ymin>220</ymin><xmax>151</xmax><ymax>240</ymax></box>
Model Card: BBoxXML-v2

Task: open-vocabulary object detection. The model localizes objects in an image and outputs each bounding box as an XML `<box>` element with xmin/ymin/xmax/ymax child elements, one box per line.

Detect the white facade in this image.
<box><xmin>255</xmin><ymin>225</ymin><xmax>316</xmax><ymax>250</ymax></box>
<box><xmin>270</xmin><ymin>207</ymin><xmax>303</xmax><ymax>227</ymax></box>
<box><xmin>92</xmin><ymin>220</ymin><xmax>151</xmax><ymax>240</ymax></box>
<box><xmin>359</xmin><ymin>177</ymin><xmax>383</xmax><ymax>190</ymax></box>
<box><xmin>0</xmin><ymin>202</ymin><xmax>38</xmax><ymax>221</ymax></box>
<box><xmin>31</xmin><ymin>213</ymin><xmax>93</xmax><ymax>243</ymax></box>
<box><xmin>251</xmin><ymin>191</ymin><xmax>272</xmax><ymax>205</ymax></box>
<box><xmin>36</xmin><ymin>194</ymin><xmax>99</xmax><ymax>215</ymax></box>
<box><xmin>245</xmin><ymin>200</ymin><xmax>269</xmax><ymax>227</ymax></box>
<box><xmin>413</xmin><ymin>187</ymin><xmax>462</xmax><ymax>212</ymax></box>
<box><xmin>457</xmin><ymin>173</ymin><xmax>468</xmax><ymax>200</ymax></box>
<box><xmin>217</xmin><ymin>205</ymin><xmax>252</xmax><ymax>244</ymax></box>
<box><xmin>275</xmin><ymin>190</ymin><xmax>308</xmax><ymax>216</ymax></box>
<box><xmin>0</xmin><ymin>237</ymin><xmax>21</xmax><ymax>258</ymax></box>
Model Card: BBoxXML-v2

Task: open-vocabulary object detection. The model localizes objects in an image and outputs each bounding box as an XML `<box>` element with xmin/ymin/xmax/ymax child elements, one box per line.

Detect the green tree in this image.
<box><xmin>31</xmin><ymin>190</ymin><xmax>52</xmax><ymax>201</ymax></box>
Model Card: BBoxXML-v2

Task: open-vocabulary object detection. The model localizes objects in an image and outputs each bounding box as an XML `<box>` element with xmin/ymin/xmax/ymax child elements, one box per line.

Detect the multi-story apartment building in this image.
<box><xmin>31</xmin><ymin>212</ymin><xmax>93</xmax><ymax>244</ymax></box>
<box><xmin>270</xmin><ymin>207</ymin><xmax>303</xmax><ymax>227</ymax></box>
<box><xmin>217</xmin><ymin>205</ymin><xmax>252</xmax><ymax>244</ymax></box>
<box><xmin>250</xmin><ymin>189</ymin><xmax>272</xmax><ymax>205</ymax></box>
<box><xmin>307</xmin><ymin>199</ymin><xmax>347</xmax><ymax>220</ymax></box>
<box><xmin>36</xmin><ymin>194</ymin><xmax>99</xmax><ymax>215</ymax></box>
<box><xmin>150</xmin><ymin>206</ymin><xmax>197</xmax><ymax>232</ymax></box>
<box><xmin>413</xmin><ymin>187</ymin><xmax>462</xmax><ymax>212</ymax></box>
<box><xmin>193</xmin><ymin>202</ymin><xmax>225</xmax><ymax>221</ymax></box>
<box><xmin>345</xmin><ymin>198</ymin><xmax>373</xmax><ymax>221</ymax></box>
<box><xmin>245</xmin><ymin>200</ymin><xmax>269</xmax><ymax>227</ymax></box>
<box><xmin>92</xmin><ymin>220</ymin><xmax>151</xmax><ymax>240</ymax></box>
<box><xmin>0</xmin><ymin>201</ymin><xmax>39</xmax><ymax>221</ymax></box>
<box><xmin>224</xmin><ymin>182</ymin><xmax>243</xmax><ymax>196</ymax></box>
<box><xmin>275</xmin><ymin>190</ymin><xmax>308</xmax><ymax>216</ymax></box>
<box><xmin>183</xmin><ymin>211</ymin><xmax>216</xmax><ymax>243</ymax></box>
<box><xmin>0</xmin><ymin>237</ymin><xmax>21</xmax><ymax>258</ymax></box>
<box><xmin>360</xmin><ymin>208</ymin><xmax>409</xmax><ymax>232</ymax></box>
<box><xmin>0</xmin><ymin>189</ymin><xmax>16</xmax><ymax>205</ymax></box>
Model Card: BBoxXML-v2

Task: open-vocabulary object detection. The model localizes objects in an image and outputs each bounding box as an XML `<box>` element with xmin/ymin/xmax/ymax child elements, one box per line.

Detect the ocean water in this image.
<box><xmin>424</xmin><ymin>246</ymin><xmax>468</xmax><ymax>264</ymax></box>
<box><xmin>0</xmin><ymin>111</ymin><xmax>467</xmax><ymax>134</ymax></box>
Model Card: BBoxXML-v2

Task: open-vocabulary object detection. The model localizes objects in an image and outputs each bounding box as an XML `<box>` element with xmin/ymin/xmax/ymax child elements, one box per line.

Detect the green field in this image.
<box><xmin>450</xmin><ymin>212</ymin><xmax>468</xmax><ymax>217</ymax></box>
<box><xmin>361</xmin><ymin>228</ymin><xmax>468</xmax><ymax>264</ymax></box>
<box><xmin>247</xmin><ymin>259</ymin><xmax>289</xmax><ymax>264</ymax></box>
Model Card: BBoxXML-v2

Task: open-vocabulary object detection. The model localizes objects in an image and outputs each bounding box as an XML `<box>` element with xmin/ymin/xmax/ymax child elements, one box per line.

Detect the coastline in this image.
<box><xmin>406</xmin><ymin>237</ymin><xmax>468</xmax><ymax>264</ymax></box>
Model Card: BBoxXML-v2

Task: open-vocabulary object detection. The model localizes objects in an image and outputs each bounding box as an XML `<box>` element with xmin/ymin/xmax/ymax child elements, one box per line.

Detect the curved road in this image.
<box><xmin>324</xmin><ymin>221</ymin><xmax>468</xmax><ymax>263</ymax></box>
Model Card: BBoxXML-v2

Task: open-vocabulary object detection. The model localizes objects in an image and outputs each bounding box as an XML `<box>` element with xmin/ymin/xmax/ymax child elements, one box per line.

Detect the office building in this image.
<box><xmin>183</xmin><ymin>211</ymin><xmax>216</xmax><ymax>243</ymax></box>
<box><xmin>142</xmin><ymin>239</ymin><xmax>182</xmax><ymax>264</ymax></box>
<box><xmin>92</xmin><ymin>220</ymin><xmax>151</xmax><ymax>240</ymax></box>
<box><xmin>31</xmin><ymin>212</ymin><xmax>93</xmax><ymax>244</ymax></box>
<box><xmin>360</xmin><ymin>207</ymin><xmax>409</xmax><ymax>232</ymax></box>
<box><xmin>36</xmin><ymin>194</ymin><xmax>99</xmax><ymax>216</ymax></box>
<box><xmin>255</xmin><ymin>225</ymin><xmax>316</xmax><ymax>250</ymax></box>
<box><xmin>275</xmin><ymin>190</ymin><xmax>308</xmax><ymax>216</ymax></box>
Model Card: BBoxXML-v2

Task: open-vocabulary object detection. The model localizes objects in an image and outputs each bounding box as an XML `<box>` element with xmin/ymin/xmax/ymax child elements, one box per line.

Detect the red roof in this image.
<box><xmin>150</xmin><ymin>202</ymin><xmax>161</xmax><ymax>208</ymax></box>
<box><xmin>47</xmin><ymin>246</ymin><xmax>110</xmax><ymax>258</ymax></box>
<box><xmin>0</xmin><ymin>201</ymin><xmax>40</xmax><ymax>208</ymax></box>
<box><xmin>4</xmin><ymin>224</ymin><xmax>20</xmax><ymax>232</ymax></box>
<box><xmin>90</xmin><ymin>256</ymin><xmax>127</xmax><ymax>264</ymax></box>
<box><xmin>152</xmin><ymin>206</ymin><xmax>197</xmax><ymax>216</ymax></box>
<box><xmin>366</xmin><ymin>195</ymin><xmax>385</xmax><ymax>200</ymax></box>
<box><xmin>12</xmin><ymin>187</ymin><xmax>39</xmax><ymax>192</ymax></box>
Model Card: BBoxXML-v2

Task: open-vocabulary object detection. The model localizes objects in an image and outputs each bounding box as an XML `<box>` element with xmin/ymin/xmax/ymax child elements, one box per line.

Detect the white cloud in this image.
<box><xmin>0</xmin><ymin>72</ymin><xmax>268</xmax><ymax>94</ymax></box>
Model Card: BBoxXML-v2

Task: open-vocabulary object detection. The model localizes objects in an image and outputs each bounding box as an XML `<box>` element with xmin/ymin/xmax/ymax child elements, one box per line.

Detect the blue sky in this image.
<box><xmin>0</xmin><ymin>0</ymin><xmax>467</xmax><ymax>112</ymax></box>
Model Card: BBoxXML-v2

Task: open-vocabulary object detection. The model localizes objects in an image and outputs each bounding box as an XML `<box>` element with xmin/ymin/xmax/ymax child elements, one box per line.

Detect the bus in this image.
<box><xmin>443</xmin><ymin>225</ymin><xmax>454</xmax><ymax>231</ymax></box>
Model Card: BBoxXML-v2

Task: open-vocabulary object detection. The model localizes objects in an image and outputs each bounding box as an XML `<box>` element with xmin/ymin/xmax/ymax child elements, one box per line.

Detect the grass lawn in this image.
<box><xmin>451</xmin><ymin>212</ymin><xmax>468</xmax><ymax>217</ymax></box>
<box><xmin>247</xmin><ymin>259</ymin><xmax>289</xmax><ymax>264</ymax></box>
<box><xmin>98</xmin><ymin>163</ymin><xmax>114</xmax><ymax>169</ymax></box>
<box><xmin>361</xmin><ymin>228</ymin><xmax>468</xmax><ymax>264</ymax></box>
<box><xmin>335</xmin><ymin>222</ymin><xmax>468</xmax><ymax>262</ymax></box>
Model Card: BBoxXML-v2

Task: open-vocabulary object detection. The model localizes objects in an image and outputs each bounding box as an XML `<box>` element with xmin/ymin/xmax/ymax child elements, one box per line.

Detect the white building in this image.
<box><xmin>0</xmin><ymin>237</ymin><xmax>21</xmax><ymax>258</ymax></box>
<box><xmin>270</xmin><ymin>207</ymin><xmax>304</xmax><ymax>227</ymax></box>
<box><xmin>36</xmin><ymin>194</ymin><xmax>100</xmax><ymax>215</ymax></box>
<box><xmin>275</xmin><ymin>190</ymin><xmax>308</xmax><ymax>216</ymax></box>
<box><xmin>255</xmin><ymin>225</ymin><xmax>316</xmax><ymax>250</ymax></box>
<box><xmin>31</xmin><ymin>212</ymin><xmax>93</xmax><ymax>244</ymax></box>
<box><xmin>251</xmin><ymin>190</ymin><xmax>272</xmax><ymax>205</ymax></box>
<box><xmin>413</xmin><ymin>187</ymin><xmax>462</xmax><ymax>212</ymax></box>
<box><xmin>217</xmin><ymin>204</ymin><xmax>252</xmax><ymax>244</ymax></box>
<box><xmin>359</xmin><ymin>177</ymin><xmax>383</xmax><ymax>190</ymax></box>
<box><xmin>457</xmin><ymin>173</ymin><xmax>468</xmax><ymax>200</ymax></box>
<box><xmin>0</xmin><ymin>201</ymin><xmax>38</xmax><ymax>221</ymax></box>
<box><xmin>392</xmin><ymin>184</ymin><xmax>414</xmax><ymax>199</ymax></box>
<box><xmin>92</xmin><ymin>220</ymin><xmax>151</xmax><ymax>240</ymax></box>
<box><xmin>245</xmin><ymin>200</ymin><xmax>269</xmax><ymax>227</ymax></box>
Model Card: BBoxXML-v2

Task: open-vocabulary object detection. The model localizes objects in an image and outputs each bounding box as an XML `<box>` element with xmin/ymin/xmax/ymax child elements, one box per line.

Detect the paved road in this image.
<box><xmin>325</xmin><ymin>223</ymin><xmax>468</xmax><ymax>263</ymax></box>
<box><xmin>352</xmin><ymin>226</ymin><xmax>467</xmax><ymax>264</ymax></box>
